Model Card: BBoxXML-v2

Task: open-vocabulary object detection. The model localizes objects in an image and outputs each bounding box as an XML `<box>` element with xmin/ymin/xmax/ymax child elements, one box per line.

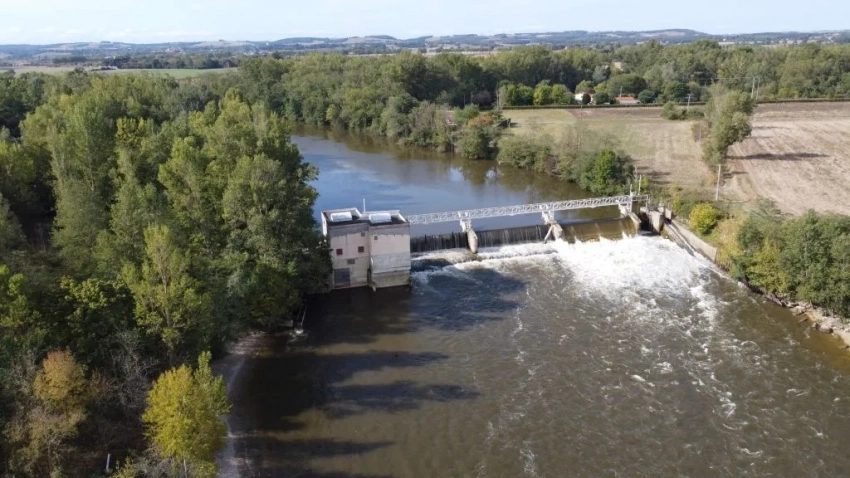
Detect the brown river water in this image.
<box><xmin>217</xmin><ymin>129</ymin><xmax>850</xmax><ymax>477</ymax></box>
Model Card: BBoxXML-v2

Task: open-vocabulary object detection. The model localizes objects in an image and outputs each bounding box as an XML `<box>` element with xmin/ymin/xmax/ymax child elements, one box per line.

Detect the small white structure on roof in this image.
<box><xmin>321</xmin><ymin>208</ymin><xmax>411</xmax><ymax>290</ymax></box>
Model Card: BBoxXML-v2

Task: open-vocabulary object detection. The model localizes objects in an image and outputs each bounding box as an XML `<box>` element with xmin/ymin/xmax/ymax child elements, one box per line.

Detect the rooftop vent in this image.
<box><xmin>329</xmin><ymin>211</ymin><xmax>353</xmax><ymax>223</ymax></box>
<box><xmin>369</xmin><ymin>212</ymin><xmax>392</xmax><ymax>224</ymax></box>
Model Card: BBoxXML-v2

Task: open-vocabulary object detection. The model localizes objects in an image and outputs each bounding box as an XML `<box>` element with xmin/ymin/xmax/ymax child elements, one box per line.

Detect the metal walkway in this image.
<box><xmin>406</xmin><ymin>194</ymin><xmax>650</xmax><ymax>225</ymax></box>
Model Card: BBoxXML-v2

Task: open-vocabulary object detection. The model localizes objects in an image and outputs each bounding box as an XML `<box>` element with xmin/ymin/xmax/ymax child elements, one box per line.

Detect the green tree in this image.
<box><xmin>594</xmin><ymin>91</ymin><xmax>613</xmax><ymax>105</ymax></box>
<box><xmin>533</xmin><ymin>81</ymin><xmax>553</xmax><ymax>105</ymax></box>
<box><xmin>550</xmin><ymin>84</ymin><xmax>571</xmax><ymax>104</ymax></box>
<box><xmin>459</xmin><ymin>121</ymin><xmax>496</xmax><ymax>160</ymax></box>
<box><xmin>575</xmin><ymin>80</ymin><xmax>594</xmax><ymax>94</ymax></box>
<box><xmin>638</xmin><ymin>89</ymin><xmax>656</xmax><ymax>104</ymax></box>
<box><xmin>702</xmin><ymin>86</ymin><xmax>754</xmax><ymax>165</ymax></box>
<box><xmin>122</xmin><ymin>225</ymin><xmax>212</xmax><ymax>357</ymax></box>
<box><xmin>142</xmin><ymin>351</ymin><xmax>230</xmax><ymax>477</ymax></box>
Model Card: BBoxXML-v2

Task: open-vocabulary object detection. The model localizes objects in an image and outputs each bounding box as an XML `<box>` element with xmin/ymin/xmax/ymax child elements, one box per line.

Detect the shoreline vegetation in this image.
<box><xmin>2</xmin><ymin>40</ymin><xmax>850</xmax><ymax>476</ymax></box>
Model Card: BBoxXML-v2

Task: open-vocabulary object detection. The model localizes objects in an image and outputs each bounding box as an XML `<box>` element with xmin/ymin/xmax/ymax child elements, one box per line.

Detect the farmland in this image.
<box><xmin>505</xmin><ymin>103</ymin><xmax>850</xmax><ymax>216</ymax></box>
<box><xmin>727</xmin><ymin>102</ymin><xmax>850</xmax><ymax>216</ymax></box>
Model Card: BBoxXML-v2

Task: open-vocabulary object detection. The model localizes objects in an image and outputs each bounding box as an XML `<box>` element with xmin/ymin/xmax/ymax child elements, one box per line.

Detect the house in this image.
<box><xmin>321</xmin><ymin>208</ymin><xmax>411</xmax><ymax>290</ymax></box>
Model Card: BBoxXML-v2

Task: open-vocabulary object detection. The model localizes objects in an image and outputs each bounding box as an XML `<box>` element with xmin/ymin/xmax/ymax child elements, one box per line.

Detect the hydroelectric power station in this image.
<box><xmin>322</xmin><ymin>194</ymin><xmax>651</xmax><ymax>290</ymax></box>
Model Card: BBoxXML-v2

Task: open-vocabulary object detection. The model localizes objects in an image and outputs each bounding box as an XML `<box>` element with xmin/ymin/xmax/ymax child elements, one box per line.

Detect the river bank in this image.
<box><xmin>213</xmin><ymin>332</ymin><xmax>270</xmax><ymax>476</ymax></box>
<box><xmin>662</xmin><ymin>213</ymin><xmax>850</xmax><ymax>350</ymax></box>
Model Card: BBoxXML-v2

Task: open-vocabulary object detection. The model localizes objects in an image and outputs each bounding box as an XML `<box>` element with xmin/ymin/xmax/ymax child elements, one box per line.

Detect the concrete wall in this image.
<box><xmin>668</xmin><ymin>220</ymin><xmax>718</xmax><ymax>263</ymax></box>
<box><xmin>328</xmin><ymin>223</ymin><xmax>370</xmax><ymax>288</ymax></box>
<box><xmin>370</xmin><ymin>224</ymin><xmax>411</xmax><ymax>274</ymax></box>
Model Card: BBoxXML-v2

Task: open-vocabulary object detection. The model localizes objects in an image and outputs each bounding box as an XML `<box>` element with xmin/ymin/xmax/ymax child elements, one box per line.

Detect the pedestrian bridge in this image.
<box><xmin>406</xmin><ymin>194</ymin><xmax>650</xmax><ymax>253</ymax></box>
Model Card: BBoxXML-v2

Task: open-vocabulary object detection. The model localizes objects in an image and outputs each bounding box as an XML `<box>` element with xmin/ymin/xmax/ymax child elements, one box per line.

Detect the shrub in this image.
<box><xmin>689</xmin><ymin>203</ymin><xmax>720</xmax><ymax>235</ymax></box>
<box><xmin>497</xmin><ymin>135</ymin><xmax>552</xmax><ymax>172</ymax></box>
<box><xmin>459</xmin><ymin>123</ymin><xmax>497</xmax><ymax>159</ymax></box>
<box><xmin>662</xmin><ymin>101</ymin><xmax>683</xmax><ymax>120</ymax></box>
<box><xmin>594</xmin><ymin>91</ymin><xmax>613</xmax><ymax>105</ymax></box>
<box><xmin>638</xmin><ymin>89</ymin><xmax>656</xmax><ymax>104</ymax></box>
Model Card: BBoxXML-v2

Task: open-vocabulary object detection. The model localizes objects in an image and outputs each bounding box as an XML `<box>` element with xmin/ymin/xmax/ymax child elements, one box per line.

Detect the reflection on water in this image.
<box><xmin>293</xmin><ymin>125</ymin><xmax>616</xmax><ymax>235</ymax></box>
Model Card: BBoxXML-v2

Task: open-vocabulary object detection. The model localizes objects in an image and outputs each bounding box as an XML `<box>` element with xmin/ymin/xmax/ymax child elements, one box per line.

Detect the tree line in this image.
<box><xmin>1</xmin><ymin>70</ymin><xmax>328</xmax><ymax>475</ymax></box>
<box><xmin>685</xmin><ymin>200</ymin><xmax>850</xmax><ymax>320</ymax></box>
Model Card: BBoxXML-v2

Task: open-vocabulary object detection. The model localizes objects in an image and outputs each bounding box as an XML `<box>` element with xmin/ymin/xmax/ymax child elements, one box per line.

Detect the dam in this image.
<box><xmin>221</xmin><ymin>129</ymin><xmax>850</xmax><ymax>478</ymax></box>
<box><xmin>322</xmin><ymin>194</ymin><xmax>651</xmax><ymax>290</ymax></box>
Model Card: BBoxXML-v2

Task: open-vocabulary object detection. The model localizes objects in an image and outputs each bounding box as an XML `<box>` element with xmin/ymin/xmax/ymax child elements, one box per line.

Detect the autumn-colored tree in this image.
<box><xmin>689</xmin><ymin>203</ymin><xmax>721</xmax><ymax>235</ymax></box>
<box><xmin>7</xmin><ymin>350</ymin><xmax>92</xmax><ymax>476</ymax></box>
<box><xmin>142</xmin><ymin>352</ymin><xmax>230</xmax><ymax>477</ymax></box>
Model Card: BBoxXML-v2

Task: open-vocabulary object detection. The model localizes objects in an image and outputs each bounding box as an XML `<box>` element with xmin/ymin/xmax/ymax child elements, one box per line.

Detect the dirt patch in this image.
<box><xmin>726</xmin><ymin>103</ymin><xmax>850</xmax><ymax>215</ymax></box>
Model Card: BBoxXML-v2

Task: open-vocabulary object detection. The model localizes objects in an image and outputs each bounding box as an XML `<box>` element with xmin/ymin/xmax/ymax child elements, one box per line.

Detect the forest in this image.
<box><xmin>0</xmin><ymin>70</ymin><xmax>328</xmax><ymax>475</ymax></box>
<box><xmin>2</xmin><ymin>40</ymin><xmax>850</xmax><ymax>476</ymax></box>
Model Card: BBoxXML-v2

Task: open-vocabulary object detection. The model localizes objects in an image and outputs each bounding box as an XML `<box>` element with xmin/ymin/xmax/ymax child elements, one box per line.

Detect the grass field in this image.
<box><xmin>506</xmin><ymin>107</ymin><xmax>707</xmax><ymax>192</ymax></box>
<box><xmin>505</xmin><ymin>103</ymin><xmax>850</xmax><ymax>216</ymax></box>
<box><xmin>6</xmin><ymin>66</ymin><xmax>234</xmax><ymax>78</ymax></box>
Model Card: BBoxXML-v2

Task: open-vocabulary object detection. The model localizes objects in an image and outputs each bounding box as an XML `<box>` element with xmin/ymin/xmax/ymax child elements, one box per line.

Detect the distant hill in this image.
<box><xmin>1</xmin><ymin>29</ymin><xmax>848</xmax><ymax>63</ymax></box>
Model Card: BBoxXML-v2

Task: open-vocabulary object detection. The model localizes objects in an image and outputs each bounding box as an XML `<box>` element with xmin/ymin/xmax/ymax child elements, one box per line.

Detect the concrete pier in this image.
<box><xmin>461</xmin><ymin>218</ymin><xmax>479</xmax><ymax>254</ymax></box>
<box><xmin>542</xmin><ymin>211</ymin><xmax>564</xmax><ymax>242</ymax></box>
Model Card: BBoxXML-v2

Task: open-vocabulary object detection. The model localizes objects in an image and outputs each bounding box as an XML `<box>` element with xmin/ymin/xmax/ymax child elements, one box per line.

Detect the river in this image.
<box><xmin>220</xmin><ymin>129</ymin><xmax>850</xmax><ymax>477</ymax></box>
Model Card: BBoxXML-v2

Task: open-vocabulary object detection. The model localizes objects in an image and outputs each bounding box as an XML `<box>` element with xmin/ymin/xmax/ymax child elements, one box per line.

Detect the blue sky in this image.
<box><xmin>1</xmin><ymin>0</ymin><xmax>848</xmax><ymax>44</ymax></box>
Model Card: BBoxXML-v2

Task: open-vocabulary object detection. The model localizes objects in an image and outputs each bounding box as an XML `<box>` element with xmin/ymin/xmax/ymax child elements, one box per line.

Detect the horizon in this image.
<box><xmin>2</xmin><ymin>27</ymin><xmax>849</xmax><ymax>46</ymax></box>
<box><xmin>2</xmin><ymin>0</ymin><xmax>849</xmax><ymax>44</ymax></box>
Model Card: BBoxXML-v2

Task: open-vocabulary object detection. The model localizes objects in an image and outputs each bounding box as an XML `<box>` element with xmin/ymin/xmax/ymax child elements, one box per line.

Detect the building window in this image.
<box><xmin>361</xmin><ymin>232</ymin><xmax>366</xmax><ymax>237</ymax></box>
<box><xmin>358</xmin><ymin>246</ymin><xmax>365</xmax><ymax>253</ymax></box>
<box><xmin>347</xmin><ymin>259</ymin><xmax>356</xmax><ymax>265</ymax></box>
<box><xmin>336</xmin><ymin>249</ymin><xmax>343</xmax><ymax>256</ymax></box>
<box><xmin>374</xmin><ymin>236</ymin><xmax>379</xmax><ymax>241</ymax></box>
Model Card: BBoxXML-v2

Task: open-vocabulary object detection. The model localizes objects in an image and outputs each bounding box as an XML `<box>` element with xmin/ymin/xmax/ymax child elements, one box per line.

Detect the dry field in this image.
<box><xmin>727</xmin><ymin>102</ymin><xmax>850</xmax><ymax>215</ymax></box>
<box><xmin>506</xmin><ymin>107</ymin><xmax>710</xmax><ymax>192</ymax></box>
<box><xmin>506</xmin><ymin>103</ymin><xmax>850</xmax><ymax>216</ymax></box>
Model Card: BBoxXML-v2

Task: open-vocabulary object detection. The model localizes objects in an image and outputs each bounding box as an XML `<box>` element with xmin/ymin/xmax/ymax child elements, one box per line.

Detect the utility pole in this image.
<box><xmin>715</xmin><ymin>165</ymin><xmax>722</xmax><ymax>201</ymax></box>
<box><xmin>686</xmin><ymin>93</ymin><xmax>692</xmax><ymax>112</ymax></box>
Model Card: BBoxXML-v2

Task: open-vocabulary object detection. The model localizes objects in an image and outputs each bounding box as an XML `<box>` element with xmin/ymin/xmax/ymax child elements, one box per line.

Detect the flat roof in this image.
<box><xmin>323</xmin><ymin>208</ymin><xmax>408</xmax><ymax>226</ymax></box>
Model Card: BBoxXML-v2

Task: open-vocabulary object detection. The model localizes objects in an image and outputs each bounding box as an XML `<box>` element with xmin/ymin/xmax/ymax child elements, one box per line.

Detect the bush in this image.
<box><xmin>594</xmin><ymin>91</ymin><xmax>613</xmax><ymax>105</ymax></box>
<box><xmin>459</xmin><ymin>123</ymin><xmax>497</xmax><ymax>159</ymax></box>
<box><xmin>575</xmin><ymin>149</ymin><xmax>634</xmax><ymax>195</ymax></box>
<box><xmin>638</xmin><ymin>89</ymin><xmax>656</xmax><ymax>104</ymax></box>
<box><xmin>497</xmin><ymin>135</ymin><xmax>551</xmax><ymax>172</ymax></box>
<box><xmin>689</xmin><ymin>203</ymin><xmax>720</xmax><ymax>235</ymax></box>
<box><xmin>662</xmin><ymin>101</ymin><xmax>683</xmax><ymax>120</ymax></box>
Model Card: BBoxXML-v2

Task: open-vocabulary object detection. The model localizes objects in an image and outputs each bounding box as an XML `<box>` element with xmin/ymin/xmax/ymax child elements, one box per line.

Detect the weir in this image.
<box><xmin>411</xmin><ymin>217</ymin><xmax>638</xmax><ymax>254</ymax></box>
<box><xmin>323</xmin><ymin>193</ymin><xmax>650</xmax><ymax>289</ymax></box>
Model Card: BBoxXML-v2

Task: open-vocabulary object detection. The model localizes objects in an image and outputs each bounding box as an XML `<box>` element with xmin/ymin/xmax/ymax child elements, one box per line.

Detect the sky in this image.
<box><xmin>1</xmin><ymin>0</ymin><xmax>848</xmax><ymax>44</ymax></box>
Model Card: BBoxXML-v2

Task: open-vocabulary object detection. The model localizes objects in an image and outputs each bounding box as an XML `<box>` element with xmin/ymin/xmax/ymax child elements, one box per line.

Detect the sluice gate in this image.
<box><xmin>411</xmin><ymin>217</ymin><xmax>640</xmax><ymax>254</ymax></box>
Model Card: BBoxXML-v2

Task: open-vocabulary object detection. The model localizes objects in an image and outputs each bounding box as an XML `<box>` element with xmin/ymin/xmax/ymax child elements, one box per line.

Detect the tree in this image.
<box><xmin>581</xmin><ymin>92</ymin><xmax>592</xmax><ymax>105</ymax></box>
<box><xmin>459</xmin><ymin>122</ymin><xmax>496</xmax><ymax>160</ymax></box>
<box><xmin>575</xmin><ymin>80</ymin><xmax>594</xmax><ymax>94</ymax></box>
<box><xmin>550</xmin><ymin>84</ymin><xmax>571</xmax><ymax>104</ymax></box>
<box><xmin>7</xmin><ymin>350</ymin><xmax>93</xmax><ymax>476</ymax></box>
<box><xmin>533</xmin><ymin>81</ymin><xmax>553</xmax><ymax>105</ymax></box>
<box><xmin>638</xmin><ymin>89</ymin><xmax>656</xmax><ymax>104</ymax></box>
<box><xmin>122</xmin><ymin>225</ymin><xmax>211</xmax><ymax>358</ymax></box>
<box><xmin>143</xmin><ymin>352</ymin><xmax>230</xmax><ymax>477</ymax></box>
<box><xmin>702</xmin><ymin>86</ymin><xmax>754</xmax><ymax>165</ymax></box>
<box><xmin>689</xmin><ymin>203</ymin><xmax>720</xmax><ymax>235</ymax></box>
<box><xmin>594</xmin><ymin>91</ymin><xmax>613</xmax><ymax>105</ymax></box>
<box><xmin>0</xmin><ymin>193</ymin><xmax>24</xmax><ymax>256</ymax></box>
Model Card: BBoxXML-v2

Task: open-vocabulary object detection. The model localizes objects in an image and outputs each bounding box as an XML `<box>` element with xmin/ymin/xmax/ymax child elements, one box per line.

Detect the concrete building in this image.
<box><xmin>321</xmin><ymin>208</ymin><xmax>411</xmax><ymax>290</ymax></box>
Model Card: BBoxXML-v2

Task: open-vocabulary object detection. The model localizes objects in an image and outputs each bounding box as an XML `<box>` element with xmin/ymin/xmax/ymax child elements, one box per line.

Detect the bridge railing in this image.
<box><xmin>406</xmin><ymin>194</ymin><xmax>650</xmax><ymax>225</ymax></box>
